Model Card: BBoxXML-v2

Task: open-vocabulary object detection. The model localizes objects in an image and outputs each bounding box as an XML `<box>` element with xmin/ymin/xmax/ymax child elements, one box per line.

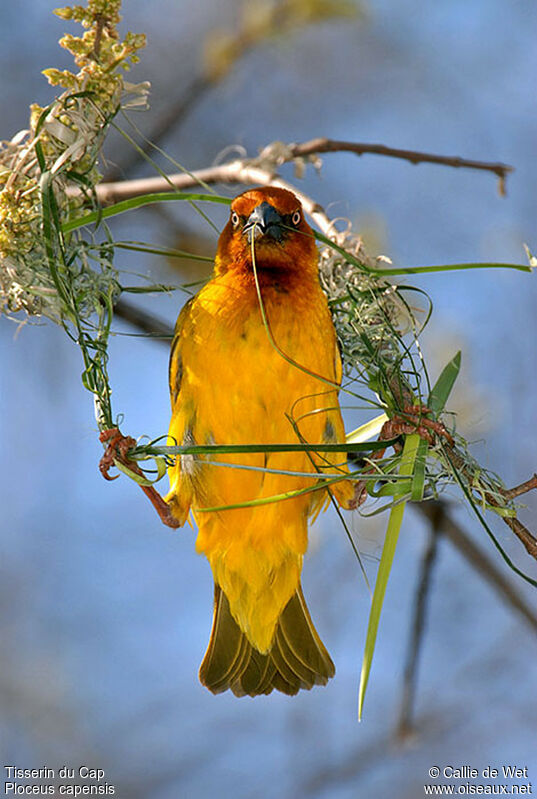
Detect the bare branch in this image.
<box><xmin>288</xmin><ymin>137</ymin><xmax>513</xmax><ymax>191</ymax></box>
<box><xmin>94</xmin><ymin>161</ymin><xmax>362</xmax><ymax>242</ymax></box>
<box><xmin>444</xmin><ymin>447</ymin><xmax>537</xmax><ymax>561</ymax></box>
<box><xmin>96</xmin><ymin>138</ymin><xmax>514</xmax><ymax>207</ymax></box>
<box><xmin>501</xmin><ymin>474</ymin><xmax>537</xmax><ymax>501</ymax></box>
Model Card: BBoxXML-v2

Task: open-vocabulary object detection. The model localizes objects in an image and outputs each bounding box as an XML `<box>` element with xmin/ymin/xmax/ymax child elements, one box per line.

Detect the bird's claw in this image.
<box><xmin>349</xmin><ymin>405</ymin><xmax>454</xmax><ymax>508</ymax></box>
<box><xmin>99</xmin><ymin>427</ymin><xmax>137</xmax><ymax>481</ymax></box>
<box><xmin>98</xmin><ymin>427</ymin><xmax>181</xmax><ymax>529</ymax></box>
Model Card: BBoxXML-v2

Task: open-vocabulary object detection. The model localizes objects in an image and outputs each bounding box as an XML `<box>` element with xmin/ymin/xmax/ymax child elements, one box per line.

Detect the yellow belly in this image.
<box><xmin>167</xmin><ymin>271</ymin><xmax>354</xmax><ymax>651</ymax></box>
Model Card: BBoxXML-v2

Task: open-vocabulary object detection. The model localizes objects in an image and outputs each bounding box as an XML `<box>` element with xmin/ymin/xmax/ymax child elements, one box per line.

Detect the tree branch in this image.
<box><xmin>94</xmin><ymin>138</ymin><xmax>514</xmax><ymax>208</ymax></box>
<box><xmin>93</xmin><ymin>160</ymin><xmax>371</xmax><ymax>258</ymax></box>
<box><xmin>445</xmin><ymin>446</ymin><xmax>537</xmax><ymax>561</ymax></box>
<box><xmin>287</xmin><ymin>137</ymin><xmax>513</xmax><ymax>192</ymax></box>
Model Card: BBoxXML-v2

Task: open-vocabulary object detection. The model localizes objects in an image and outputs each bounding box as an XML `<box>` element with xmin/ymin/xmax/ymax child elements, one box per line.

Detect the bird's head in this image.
<box><xmin>215</xmin><ymin>187</ymin><xmax>318</xmax><ymax>275</ymax></box>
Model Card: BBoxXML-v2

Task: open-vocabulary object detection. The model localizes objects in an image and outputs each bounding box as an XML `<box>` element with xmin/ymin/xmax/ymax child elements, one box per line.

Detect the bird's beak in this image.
<box><xmin>243</xmin><ymin>201</ymin><xmax>284</xmax><ymax>243</ymax></box>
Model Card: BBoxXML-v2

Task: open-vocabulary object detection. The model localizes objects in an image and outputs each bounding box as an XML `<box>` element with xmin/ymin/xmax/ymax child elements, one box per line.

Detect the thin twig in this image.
<box><xmin>113</xmin><ymin>298</ymin><xmax>174</xmax><ymax>338</ymax></box>
<box><xmin>445</xmin><ymin>446</ymin><xmax>537</xmax><ymax>560</ymax></box>
<box><xmin>288</xmin><ymin>138</ymin><xmax>513</xmax><ymax>193</ymax></box>
<box><xmin>501</xmin><ymin>474</ymin><xmax>537</xmax><ymax>501</ymax></box>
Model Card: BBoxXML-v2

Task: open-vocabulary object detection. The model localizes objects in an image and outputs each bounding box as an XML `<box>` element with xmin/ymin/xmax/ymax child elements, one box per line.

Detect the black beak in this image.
<box><xmin>243</xmin><ymin>201</ymin><xmax>284</xmax><ymax>243</ymax></box>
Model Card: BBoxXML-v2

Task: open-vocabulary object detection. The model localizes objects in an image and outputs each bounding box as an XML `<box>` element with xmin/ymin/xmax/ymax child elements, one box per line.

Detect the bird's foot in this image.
<box><xmin>349</xmin><ymin>405</ymin><xmax>453</xmax><ymax>508</ymax></box>
<box><xmin>380</xmin><ymin>404</ymin><xmax>454</xmax><ymax>448</ymax></box>
<box><xmin>99</xmin><ymin>427</ymin><xmax>181</xmax><ymax>529</ymax></box>
<box><xmin>99</xmin><ymin>427</ymin><xmax>136</xmax><ymax>480</ymax></box>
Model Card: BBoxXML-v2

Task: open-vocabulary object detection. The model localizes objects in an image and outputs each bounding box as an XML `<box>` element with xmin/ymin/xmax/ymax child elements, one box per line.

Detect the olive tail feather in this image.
<box><xmin>199</xmin><ymin>583</ymin><xmax>335</xmax><ymax>697</ymax></box>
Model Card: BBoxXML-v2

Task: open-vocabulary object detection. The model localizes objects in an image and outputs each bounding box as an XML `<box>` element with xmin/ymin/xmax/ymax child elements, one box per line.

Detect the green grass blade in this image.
<box><xmin>62</xmin><ymin>192</ymin><xmax>231</xmax><ymax>233</ymax></box>
<box><xmin>367</xmin><ymin>262</ymin><xmax>532</xmax><ymax>276</ymax></box>
<box><xmin>428</xmin><ymin>351</ymin><xmax>461</xmax><ymax>414</ymax></box>
<box><xmin>133</xmin><ymin>440</ymin><xmax>394</xmax><ymax>458</ymax></box>
<box><xmin>411</xmin><ymin>438</ymin><xmax>428</xmax><ymax>501</ymax></box>
<box><xmin>195</xmin><ymin>470</ymin><xmax>362</xmax><ymax>512</ymax></box>
<box><xmin>313</xmin><ymin>230</ymin><xmax>532</xmax><ymax>276</ymax></box>
<box><xmin>358</xmin><ymin>433</ymin><xmax>420</xmax><ymax>720</ymax></box>
<box><xmin>114</xmin><ymin>241</ymin><xmax>213</xmax><ymax>262</ymax></box>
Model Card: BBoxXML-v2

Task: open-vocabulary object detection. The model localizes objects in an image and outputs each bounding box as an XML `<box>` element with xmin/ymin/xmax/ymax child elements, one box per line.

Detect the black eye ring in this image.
<box><xmin>231</xmin><ymin>211</ymin><xmax>240</xmax><ymax>227</ymax></box>
<box><xmin>292</xmin><ymin>210</ymin><xmax>301</xmax><ymax>226</ymax></box>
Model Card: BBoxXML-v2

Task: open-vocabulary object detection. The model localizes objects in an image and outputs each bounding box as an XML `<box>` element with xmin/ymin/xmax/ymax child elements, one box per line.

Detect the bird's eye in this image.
<box><xmin>292</xmin><ymin>210</ymin><xmax>301</xmax><ymax>226</ymax></box>
<box><xmin>231</xmin><ymin>211</ymin><xmax>240</xmax><ymax>228</ymax></box>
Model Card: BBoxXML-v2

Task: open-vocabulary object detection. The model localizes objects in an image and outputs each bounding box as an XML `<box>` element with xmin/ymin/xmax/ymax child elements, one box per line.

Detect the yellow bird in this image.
<box><xmin>166</xmin><ymin>187</ymin><xmax>356</xmax><ymax>696</ymax></box>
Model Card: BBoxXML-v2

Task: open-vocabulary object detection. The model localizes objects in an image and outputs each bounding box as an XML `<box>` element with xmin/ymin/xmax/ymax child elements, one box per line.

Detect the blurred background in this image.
<box><xmin>1</xmin><ymin>1</ymin><xmax>536</xmax><ymax>797</ymax></box>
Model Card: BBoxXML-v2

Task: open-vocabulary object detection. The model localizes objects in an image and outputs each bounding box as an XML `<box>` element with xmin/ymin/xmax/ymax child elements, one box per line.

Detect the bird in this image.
<box><xmin>165</xmin><ymin>186</ymin><xmax>357</xmax><ymax>697</ymax></box>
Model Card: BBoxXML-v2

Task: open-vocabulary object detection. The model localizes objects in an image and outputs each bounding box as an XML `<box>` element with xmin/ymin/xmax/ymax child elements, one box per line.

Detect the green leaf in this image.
<box><xmin>114</xmin><ymin>241</ymin><xmax>213</xmax><ymax>262</ymax></box>
<box><xmin>428</xmin><ymin>350</ymin><xmax>461</xmax><ymax>414</ymax></box>
<box><xmin>372</xmin><ymin>479</ymin><xmax>412</xmax><ymax>498</ymax></box>
<box><xmin>358</xmin><ymin>433</ymin><xmax>420</xmax><ymax>720</ymax></box>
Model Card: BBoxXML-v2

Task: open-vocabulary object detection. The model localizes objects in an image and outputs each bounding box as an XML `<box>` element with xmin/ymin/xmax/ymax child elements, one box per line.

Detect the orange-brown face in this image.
<box><xmin>216</xmin><ymin>187</ymin><xmax>318</xmax><ymax>273</ymax></box>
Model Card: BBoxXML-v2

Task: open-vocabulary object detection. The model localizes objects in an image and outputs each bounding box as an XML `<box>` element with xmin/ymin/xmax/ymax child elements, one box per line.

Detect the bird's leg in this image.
<box><xmin>350</xmin><ymin>405</ymin><xmax>453</xmax><ymax>508</ymax></box>
<box><xmin>99</xmin><ymin>428</ymin><xmax>181</xmax><ymax>529</ymax></box>
<box><xmin>139</xmin><ymin>484</ymin><xmax>181</xmax><ymax>529</ymax></box>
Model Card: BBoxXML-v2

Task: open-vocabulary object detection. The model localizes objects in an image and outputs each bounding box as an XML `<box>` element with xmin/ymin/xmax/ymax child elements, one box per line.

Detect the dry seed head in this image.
<box><xmin>0</xmin><ymin>1</ymin><xmax>147</xmax><ymax>324</ymax></box>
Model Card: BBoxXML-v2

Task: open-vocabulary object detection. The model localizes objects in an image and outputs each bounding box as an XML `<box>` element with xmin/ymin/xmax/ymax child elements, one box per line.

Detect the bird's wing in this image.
<box><xmin>165</xmin><ymin>297</ymin><xmax>196</xmax><ymax>525</ymax></box>
<box><xmin>168</xmin><ymin>297</ymin><xmax>194</xmax><ymax>406</ymax></box>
